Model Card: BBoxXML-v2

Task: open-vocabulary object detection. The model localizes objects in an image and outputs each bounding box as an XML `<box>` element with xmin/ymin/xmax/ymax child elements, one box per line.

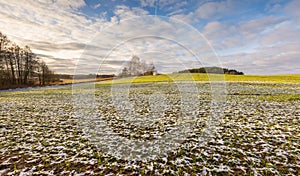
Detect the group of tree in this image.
<box><xmin>178</xmin><ymin>66</ymin><xmax>244</xmax><ymax>75</ymax></box>
<box><xmin>57</xmin><ymin>74</ymin><xmax>115</xmax><ymax>80</ymax></box>
<box><xmin>119</xmin><ymin>55</ymin><xmax>156</xmax><ymax>77</ymax></box>
<box><xmin>0</xmin><ymin>32</ymin><xmax>57</xmax><ymax>89</ymax></box>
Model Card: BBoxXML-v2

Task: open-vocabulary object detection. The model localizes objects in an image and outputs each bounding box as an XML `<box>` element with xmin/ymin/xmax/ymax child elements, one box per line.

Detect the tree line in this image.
<box><xmin>0</xmin><ymin>32</ymin><xmax>57</xmax><ymax>89</ymax></box>
<box><xmin>178</xmin><ymin>66</ymin><xmax>244</xmax><ymax>75</ymax></box>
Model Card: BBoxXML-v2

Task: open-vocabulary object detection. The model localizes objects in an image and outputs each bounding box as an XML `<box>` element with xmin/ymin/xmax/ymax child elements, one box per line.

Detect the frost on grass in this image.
<box><xmin>0</xmin><ymin>83</ymin><xmax>299</xmax><ymax>175</ymax></box>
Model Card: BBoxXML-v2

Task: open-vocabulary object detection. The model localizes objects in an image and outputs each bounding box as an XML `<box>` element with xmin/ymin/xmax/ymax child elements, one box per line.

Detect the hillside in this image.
<box><xmin>178</xmin><ymin>67</ymin><xmax>244</xmax><ymax>75</ymax></box>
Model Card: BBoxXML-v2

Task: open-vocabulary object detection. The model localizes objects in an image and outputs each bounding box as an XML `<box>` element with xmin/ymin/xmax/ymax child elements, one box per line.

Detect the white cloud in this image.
<box><xmin>92</xmin><ymin>3</ymin><xmax>101</xmax><ymax>9</ymax></box>
<box><xmin>195</xmin><ymin>0</ymin><xmax>235</xmax><ymax>19</ymax></box>
<box><xmin>113</xmin><ymin>5</ymin><xmax>149</xmax><ymax>21</ymax></box>
<box><xmin>0</xmin><ymin>0</ymin><xmax>299</xmax><ymax>75</ymax></box>
<box><xmin>260</xmin><ymin>23</ymin><xmax>300</xmax><ymax>46</ymax></box>
<box><xmin>170</xmin><ymin>12</ymin><xmax>195</xmax><ymax>25</ymax></box>
<box><xmin>140</xmin><ymin>0</ymin><xmax>156</xmax><ymax>7</ymax></box>
<box><xmin>0</xmin><ymin>0</ymin><xmax>103</xmax><ymax>74</ymax></box>
<box><xmin>36</xmin><ymin>0</ymin><xmax>86</xmax><ymax>9</ymax></box>
<box><xmin>74</xmin><ymin>15</ymin><xmax>220</xmax><ymax>75</ymax></box>
<box><xmin>158</xmin><ymin>0</ymin><xmax>183</xmax><ymax>9</ymax></box>
<box><xmin>198</xmin><ymin>3</ymin><xmax>300</xmax><ymax>74</ymax></box>
<box><xmin>239</xmin><ymin>16</ymin><xmax>286</xmax><ymax>36</ymax></box>
<box><xmin>0</xmin><ymin>0</ymin><xmax>97</xmax><ymax>43</ymax></box>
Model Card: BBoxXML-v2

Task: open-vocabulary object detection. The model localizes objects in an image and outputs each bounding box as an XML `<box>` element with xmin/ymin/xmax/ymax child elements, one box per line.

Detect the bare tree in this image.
<box><xmin>0</xmin><ymin>31</ymin><xmax>58</xmax><ymax>88</ymax></box>
<box><xmin>121</xmin><ymin>55</ymin><xmax>156</xmax><ymax>77</ymax></box>
<box><xmin>0</xmin><ymin>32</ymin><xmax>9</xmax><ymax>85</ymax></box>
<box><xmin>128</xmin><ymin>55</ymin><xmax>141</xmax><ymax>76</ymax></box>
<box><xmin>7</xmin><ymin>46</ymin><xmax>16</xmax><ymax>85</ymax></box>
<box><xmin>120</xmin><ymin>67</ymin><xmax>129</xmax><ymax>77</ymax></box>
<box><xmin>23</xmin><ymin>46</ymin><xmax>35</xmax><ymax>84</ymax></box>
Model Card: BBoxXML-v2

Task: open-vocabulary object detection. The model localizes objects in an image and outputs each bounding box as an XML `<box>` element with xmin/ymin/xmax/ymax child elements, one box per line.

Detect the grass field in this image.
<box><xmin>0</xmin><ymin>74</ymin><xmax>299</xmax><ymax>175</ymax></box>
<box><xmin>60</xmin><ymin>77</ymin><xmax>113</xmax><ymax>84</ymax></box>
<box><xmin>96</xmin><ymin>73</ymin><xmax>300</xmax><ymax>85</ymax></box>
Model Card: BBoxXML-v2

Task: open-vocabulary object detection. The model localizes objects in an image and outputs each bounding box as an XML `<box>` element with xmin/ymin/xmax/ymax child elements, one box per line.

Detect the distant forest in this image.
<box><xmin>0</xmin><ymin>32</ymin><xmax>57</xmax><ymax>89</ymax></box>
<box><xmin>178</xmin><ymin>67</ymin><xmax>244</xmax><ymax>75</ymax></box>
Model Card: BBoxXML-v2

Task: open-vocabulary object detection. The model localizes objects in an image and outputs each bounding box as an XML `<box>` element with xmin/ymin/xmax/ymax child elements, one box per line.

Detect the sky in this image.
<box><xmin>0</xmin><ymin>0</ymin><xmax>299</xmax><ymax>75</ymax></box>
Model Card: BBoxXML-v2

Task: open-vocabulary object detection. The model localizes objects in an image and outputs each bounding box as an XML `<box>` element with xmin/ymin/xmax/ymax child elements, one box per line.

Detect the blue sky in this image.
<box><xmin>0</xmin><ymin>0</ymin><xmax>299</xmax><ymax>74</ymax></box>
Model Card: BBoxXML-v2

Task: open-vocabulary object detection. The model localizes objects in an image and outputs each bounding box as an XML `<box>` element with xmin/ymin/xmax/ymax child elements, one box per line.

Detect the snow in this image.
<box><xmin>0</xmin><ymin>82</ymin><xmax>299</xmax><ymax>175</ymax></box>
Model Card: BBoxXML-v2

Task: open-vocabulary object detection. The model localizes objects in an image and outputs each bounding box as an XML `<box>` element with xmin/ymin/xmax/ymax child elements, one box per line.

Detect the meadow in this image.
<box><xmin>0</xmin><ymin>74</ymin><xmax>299</xmax><ymax>175</ymax></box>
<box><xmin>98</xmin><ymin>73</ymin><xmax>300</xmax><ymax>85</ymax></box>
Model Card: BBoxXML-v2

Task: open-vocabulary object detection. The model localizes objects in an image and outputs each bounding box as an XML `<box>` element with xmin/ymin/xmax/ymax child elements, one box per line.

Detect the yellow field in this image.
<box><xmin>96</xmin><ymin>73</ymin><xmax>300</xmax><ymax>85</ymax></box>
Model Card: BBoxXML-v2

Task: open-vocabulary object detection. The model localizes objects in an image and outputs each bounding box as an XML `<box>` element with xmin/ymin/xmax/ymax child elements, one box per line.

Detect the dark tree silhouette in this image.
<box><xmin>179</xmin><ymin>67</ymin><xmax>244</xmax><ymax>75</ymax></box>
<box><xmin>0</xmin><ymin>32</ymin><xmax>58</xmax><ymax>89</ymax></box>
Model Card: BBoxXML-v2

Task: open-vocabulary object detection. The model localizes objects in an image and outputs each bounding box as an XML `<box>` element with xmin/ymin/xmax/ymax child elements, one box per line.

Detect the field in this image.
<box><xmin>0</xmin><ymin>74</ymin><xmax>299</xmax><ymax>175</ymax></box>
<box><xmin>98</xmin><ymin>73</ymin><xmax>300</xmax><ymax>85</ymax></box>
<box><xmin>59</xmin><ymin>77</ymin><xmax>113</xmax><ymax>84</ymax></box>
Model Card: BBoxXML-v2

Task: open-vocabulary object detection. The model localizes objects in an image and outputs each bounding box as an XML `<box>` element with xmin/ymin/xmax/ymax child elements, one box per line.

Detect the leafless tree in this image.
<box><xmin>120</xmin><ymin>55</ymin><xmax>156</xmax><ymax>77</ymax></box>
<box><xmin>0</xmin><ymin>32</ymin><xmax>57</xmax><ymax>88</ymax></box>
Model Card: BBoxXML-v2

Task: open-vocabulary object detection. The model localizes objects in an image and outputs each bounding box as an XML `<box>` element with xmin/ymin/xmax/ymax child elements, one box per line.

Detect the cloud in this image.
<box><xmin>40</xmin><ymin>0</ymin><xmax>86</xmax><ymax>9</ymax></box>
<box><xmin>284</xmin><ymin>0</ymin><xmax>300</xmax><ymax>21</ymax></box>
<box><xmin>260</xmin><ymin>23</ymin><xmax>300</xmax><ymax>46</ymax></box>
<box><xmin>239</xmin><ymin>16</ymin><xmax>287</xmax><ymax>36</ymax></box>
<box><xmin>0</xmin><ymin>0</ymin><xmax>100</xmax><ymax>45</ymax></box>
<box><xmin>195</xmin><ymin>0</ymin><xmax>235</xmax><ymax>19</ymax></box>
<box><xmin>198</xmin><ymin>1</ymin><xmax>300</xmax><ymax>75</ymax></box>
<box><xmin>203</xmin><ymin>21</ymin><xmax>233</xmax><ymax>38</ymax></box>
<box><xmin>170</xmin><ymin>12</ymin><xmax>196</xmax><ymax>25</ymax></box>
<box><xmin>201</xmin><ymin>21</ymin><xmax>245</xmax><ymax>52</ymax></box>
<box><xmin>71</xmin><ymin>15</ymin><xmax>220</xmax><ymax>75</ymax></box>
<box><xmin>140</xmin><ymin>0</ymin><xmax>156</xmax><ymax>7</ymax></box>
<box><xmin>0</xmin><ymin>0</ymin><xmax>104</xmax><ymax>74</ymax></box>
<box><xmin>35</xmin><ymin>54</ymin><xmax>76</xmax><ymax>74</ymax></box>
<box><xmin>218</xmin><ymin>40</ymin><xmax>300</xmax><ymax>75</ymax></box>
<box><xmin>0</xmin><ymin>0</ymin><xmax>299</xmax><ymax>75</ymax></box>
<box><xmin>114</xmin><ymin>5</ymin><xmax>149</xmax><ymax>20</ymax></box>
<box><xmin>92</xmin><ymin>3</ymin><xmax>101</xmax><ymax>9</ymax></box>
<box><xmin>158</xmin><ymin>0</ymin><xmax>185</xmax><ymax>9</ymax></box>
<box><xmin>27</xmin><ymin>41</ymin><xmax>86</xmax><ymax>51</ymax></box>
<box><xmin>265</xmin><ymin>2</ymin><xmax>282</xmax><ymax>13</ymax></box>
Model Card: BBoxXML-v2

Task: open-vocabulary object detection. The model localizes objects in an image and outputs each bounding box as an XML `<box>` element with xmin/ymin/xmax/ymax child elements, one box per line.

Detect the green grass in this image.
<box><xmin>96</xmin><ymin>73</ymin><xmax>300</xmax><ymax>86</ymax></box>
<box><xmin>96</xmin><ymin>73</ymin><xmax>225</xmax><ymax>85</ymax></box>
<box><xmin>259</xmin><ymin>94</ymin><xmax>300</xmax><ymax>102</ymax></box>
<box><xmin>224</xmin><ymin>74</ymin><xmax>300</xmax><ymax>84</ymax></box>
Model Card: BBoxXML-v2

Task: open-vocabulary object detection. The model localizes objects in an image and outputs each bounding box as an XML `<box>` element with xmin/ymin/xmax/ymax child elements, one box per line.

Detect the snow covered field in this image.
<box><xmin>0</xmin><ymin>82</ymin><xmax>299</xmax><ymax>175</ymax></box>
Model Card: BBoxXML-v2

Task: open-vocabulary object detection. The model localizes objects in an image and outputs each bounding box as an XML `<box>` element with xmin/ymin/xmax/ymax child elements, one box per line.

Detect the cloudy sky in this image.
<box><xmin>0</xmin><ymin>0</ymin><xmax>299</xmax><ymax>75</ymax></box>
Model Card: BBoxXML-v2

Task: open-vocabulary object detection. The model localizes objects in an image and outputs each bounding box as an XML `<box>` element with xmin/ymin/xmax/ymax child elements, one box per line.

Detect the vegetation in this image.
<box><xmin>0</xmin><ymin>82</ymin><xmax>299</xmax><ymax>175</ymax></box>
<box><xmin>0</xmin><ymin>32</ymin><xmax>299</xmax><ymax>175</ymax></box>
<box><xmin>97</xmin><ymin>73</ymin><xmax>300</xmax><ymax>86</ymax></box>
<box><xmin>0</xmin><ymin>32</ymin><xmax>57</xmax><ymax>89</ymax></box>
<box><xmin>119</xmin><ymin>55</ymin><xmax>156</xmax><ymax>77</ymax></box>
<box><xmin>259</xmin><ymin>94</ymin><xmax>300</xmax><ymax>102</ymax></box>
<box><xmin>224</xmin><ymin>74</ymin><xmax>300</xmax><ymax>84</ymax></box>
<box><xmin>179</xmin><ymin>66</ymin><xmax>244</xmax><ymax>75</ymax></box>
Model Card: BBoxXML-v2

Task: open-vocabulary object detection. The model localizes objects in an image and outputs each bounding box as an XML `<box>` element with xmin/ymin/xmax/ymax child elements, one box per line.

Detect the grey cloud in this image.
<box><xmin>239</xmin><ymin>16</ymin><xmax>287</xmax><ymax>35</ymax></box>
<box><xmin>195</xmin><ymin>0</ymin><xmax>237</xmax><ymax>20</ymax></box>
<box><xmin>219</xmin><ymin>45</ymin><xmax>300</xmax><ymax>75</ymax></box>
<box><xmin>140</xmin><ymin>0</ymin><xmax>156</xmax><ymax>7</ymax></box>
<box><xmin>28</xmin><ymin>39</ymin><xmax>117</xmax><ymax>52</ymax></box>
<box><xmin>260</xmin><ymin>24</ymin><xmax>300</xmax><ymax>45</ymax></box>
<box><xmin>284</xmin><ymin>0</ymin><xmax>300</xmax><ymax>22</ymax></box>
<box><xmin>28</xmin><ymin>41</ymin><xmax>86</xmax><ymax>51</ymax></box>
